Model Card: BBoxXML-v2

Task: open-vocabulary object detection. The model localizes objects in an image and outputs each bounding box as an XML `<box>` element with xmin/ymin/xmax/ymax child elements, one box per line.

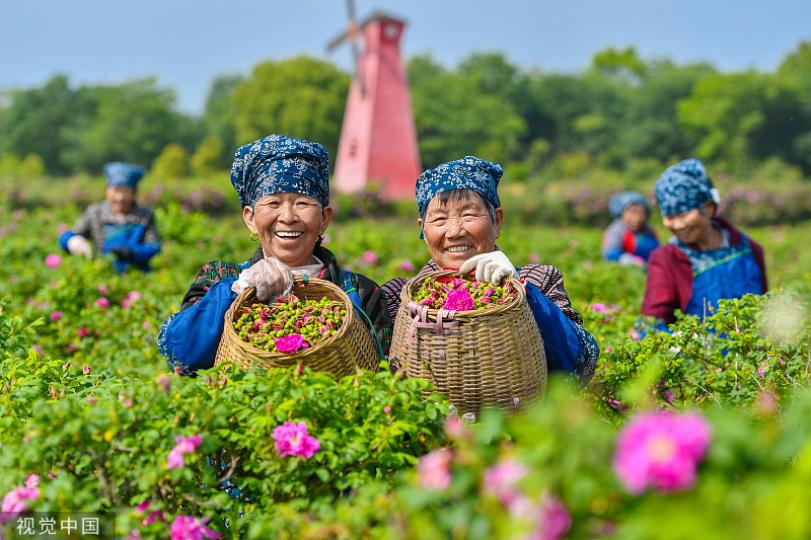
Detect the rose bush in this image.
<box><xmin>1</xmin><ymin>186</ymin><xmax>810</xmax><ymax>538</ymax></box>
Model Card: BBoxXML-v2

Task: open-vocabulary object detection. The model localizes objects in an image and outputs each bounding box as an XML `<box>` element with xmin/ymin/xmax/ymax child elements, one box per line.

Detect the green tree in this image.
<box><xmin>777</xmin><ymin>41</ymin><xmax>811</xmax><ymax>172</ymax></box>
<box><xmin>231</xmin><ymin>57</ymin><xmax>349</xmax><ymax>161</ymax></box>
<box><xmin>409</xmin><ymin>54</ymin><xmax>526</xmax><ymax>166</ymax></box>
<box><xmin>17</xmin><ymin>154</ymin><xmax>46</xmax><ymax>178</ymax></box>
<box><xmin>0</xmin><ymin>75</ymin><xmax>81</xmax><ymax>174</ymax></box>
<box><xmin>678</xmin><ymin>71</ymin><xmax>808</xmax><ymax>173</ymax></box>
<box><xmin>190</xmin><ymin>136</ymin><xmax>224</xmax><ymax>178</ymax></box>
<box><xmin>619</xmin><ymin>61</ymin><xmax>716</xmax><ymax>164</ymax></box>
<box><xmin>202</xmin><ymin>74</ymin><xmax>244</xmax><ymax>167</ymax></box>
<box><xmin>68</xmin><ymin>78</ymin><xmax>197</xmax><ymax>173</ymax></box>
<box><xmin>151</xmin><ymin>143</ymin><xmax>189</xmax><ymax>179</ymax></box>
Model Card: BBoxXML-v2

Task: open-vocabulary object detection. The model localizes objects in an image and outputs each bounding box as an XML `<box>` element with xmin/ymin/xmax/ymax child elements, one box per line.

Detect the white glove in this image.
<box><xmin>458</xmin><ymin>251</ymin><xmax>519</xmax><ymax>283</ymax></box>
<box><xmin>231</xmin><ymin>256</ymin><xmax>293</xmax><ymax>302</ymax></box>
<box><xmin>67</xmin><ymin>235</ymin><xmax>93</xmax><ymax>258</ymax></box>
<box><xmin>618</xmin><ymin>253</ymin><xmax>645</xmax><ymax>267</ymax></box>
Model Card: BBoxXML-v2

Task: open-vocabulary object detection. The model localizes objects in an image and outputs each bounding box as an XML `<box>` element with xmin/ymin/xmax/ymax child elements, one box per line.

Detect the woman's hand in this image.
<box><xmin>232</xmin><ymin>257</ymin><xmax>293</xmax><ymax>302</ymax></box>
<box><xmin>459</xmin><ymin>251</ymin><xmax>519</xmax><ymax>283</ymax></box>
<box><xmin>67</xmin><ymin>235</ymin><xmax>93</xmax><ymax>258</ymax></box>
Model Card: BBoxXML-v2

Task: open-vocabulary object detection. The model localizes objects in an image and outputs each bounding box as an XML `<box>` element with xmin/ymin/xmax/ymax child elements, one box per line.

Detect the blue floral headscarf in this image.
<box><xmin>655</xmin><ymin>158</ymin><xmax>720</xmax><ymax>216</ymax></box>
<box><xmin>609</xmin><ymin>191</ymin><xmax>650</xmax><ymax>218</ymax></box>
<box><xmin>104</xmin><ymin>162</ymin><xmax>145</xmax><ymax>189</ymax></box>
<box><xmin>230</xmin><ymin>134</ymin><xmax>330</xmax><ymax>208</ymax></box>
<box><xmin>415</xmin><ymin>156</ymin><xmax>502</xmax><ymax>219</ymax></box>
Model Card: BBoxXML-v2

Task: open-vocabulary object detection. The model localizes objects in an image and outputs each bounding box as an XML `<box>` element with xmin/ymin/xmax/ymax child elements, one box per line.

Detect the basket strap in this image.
<box><xmin>405</xmin><ymin>302</ymin><xmax>461</xmax><ymax>346</ymax></box>
<box><xmin>406</xmin><ymin>302</ymin><xmax>429</xmax><ymax>345</ymax></box>
<box><xmin>340</xmin><ymin>269</ymin><xmax>386</xmax><ymax>359</ymax></box>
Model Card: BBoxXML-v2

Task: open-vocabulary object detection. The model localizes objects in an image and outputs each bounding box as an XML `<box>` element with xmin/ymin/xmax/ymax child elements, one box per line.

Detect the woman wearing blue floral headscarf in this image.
<box><xmin>602</xmin><ymin>191</ymin><xmax>659</xmax><ymax>266</ymax></box>
<box><xmin>382</xmin><ymin>156</ymin><xmax>600</xmax><ymax>384</ymax></box>
<box><xmin>158</xmin><ymin>134</ymin><xmax>390</xmax><ymax>374</ymax></box>
<box><xmin>58</xmin><ymin>162</ymin><xmax>161</xmax><ymax>273</ymax></box>
<box><xmin>642</xmin><ymin>158</ymin><xmax>768</xmax><ymax>325</ymax></box>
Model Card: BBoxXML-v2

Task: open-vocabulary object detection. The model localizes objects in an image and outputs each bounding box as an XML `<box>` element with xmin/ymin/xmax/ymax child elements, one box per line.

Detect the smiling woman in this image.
<box><xmin>382</xmin><ymin>156</ymin><xmax>600</xmax><ymax>383</ymax></box>
<box><xmin>642</xmin><ymin>158</ymin><xmax>768</xmax><ymax>326</ymax></box>
<box><xmin>157</xmin><ymin>134</ymin><xmax>391</xmax><ymax>374</ymax></box>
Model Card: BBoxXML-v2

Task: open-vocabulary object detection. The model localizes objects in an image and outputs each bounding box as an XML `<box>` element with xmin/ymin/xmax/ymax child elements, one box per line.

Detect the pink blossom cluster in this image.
<box><xmin>481</xmin><ymin>459</ymin><xmax>571</xmax><ymax>540</ymax></box>
<box><xmin>417</xmin><ymin>448</ymin><xmax>453</xmax><ymax>490</ymax></box>
<box><xmin>482</xmin><ymin>459</ymin><xmax>527</xmax><ymax>507</ymax></box>
<box><xmin>614</xmin><ymin>410</ymin><xmax>711</xmax><ymax>494</ymax></box>
<box><xmin>134</xmin><ymin>499</ymin><xmax>164</xmax><ymax>526</ymax></box>
<box><xmin>272</xmin><ymin>421</ymin><xmax>320</xmax><ymax>459</ymax></box>
<box><xmin>444</xmin><ymin>289</ymin><xmax>475</xmax><ymax>311</ymax></box>
<box><xmin>121</xmin><ymin>290</ymin><xmax>142</xmax><ymax>308</ymax></box>
<box><xmin>274</xmin><ymin>333</ymin><xmax>308</xmax><ymax>354</ymax></box>
<box><xmin>167</xmin><ymin>435</ymin><xmax>203</xmax><ymax>470</ymax></box>
<box><xmin>1</xmin><ymin>474</ymin><xmax>40</xmax><ymax>522</ymax></box>
<box><xmin>361</xmin><ymin>250</ymin><xmax>379</xmax><ymax>265</ymax></box>
<box><xmin>44</xmin><ymin>253</ymin><xmax>61</xmax><ymax>270</ymax></box>
<box><xmin>170</xmin><ymin>515</ymin><xmax>221</xmax><ymax>540</ymax></box>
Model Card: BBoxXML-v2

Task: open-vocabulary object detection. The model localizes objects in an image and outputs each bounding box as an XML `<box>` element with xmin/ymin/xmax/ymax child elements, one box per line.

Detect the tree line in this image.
<box><xmin>1</xmin><ymin>43</ymin><xmax>809</xmax><ymax>179</ymax></box>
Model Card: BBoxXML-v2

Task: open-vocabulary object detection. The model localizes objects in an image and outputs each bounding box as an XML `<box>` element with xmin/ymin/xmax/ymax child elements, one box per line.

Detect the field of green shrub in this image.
<box><xmin>1</xmin><ymin>179</ymin><xmax>810</xmax><ymax>539</ymax></box>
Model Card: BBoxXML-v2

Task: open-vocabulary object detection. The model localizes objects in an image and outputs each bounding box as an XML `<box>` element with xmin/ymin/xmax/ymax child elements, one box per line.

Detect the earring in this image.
<box><xmin>250</xmin><ymin>233</ymin><xmax>259</xmax><ymax>242</ymax></box>
<box><xmin>317</xmin><ymin>233</ymin><xmax>325</xmax><ymax>243</ymax></box>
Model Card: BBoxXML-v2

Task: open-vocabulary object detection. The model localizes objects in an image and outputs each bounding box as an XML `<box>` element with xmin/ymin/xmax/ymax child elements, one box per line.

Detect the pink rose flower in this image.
<box><xmin>398</xmin><ymin>260</ymin><xmax>415</xmax><ymax>272</ymax></box>
<box><xmin>275</xmin><ymin>333</ymin><xmax>307</xmax><ymax>354</ymax></box>
<box><xmin>82</xmin><ymin>365</ymin><xmax>91</xmax><ymax>375</ymax></box>
<box><xmin>95</xmin><ymin>297</ymin><xmax>110</xmax><ymax>308</ymax></box>
<box><xmin>361</xmin><ymin>250</ymin><xmax>379</xmax><ymax>265</ymax></box>
<box><xmin>77</xmin><ymin>327</ymin><xmax>90</xmax><ymax>338</ymax></box>
<box><xmin>524</xmin><ymin>495</ymin><xmax>572</xmax><ymax>540</ymax></box>
<box><xmin>121</xmin><ymin>290</ymin><xmax>142</xmax><ymax>308</ymax></box>
<box><xmin>418</xmin><ymin>448</ymin><xmax>453</xmax><ymax>490</ymax></box>
<box><xmin>166</xmin><ymin>435</ymin><xmax>203</xmax><ymax>470</ymax></box>
<box><xmin>49</xmin><ymin>311</ymin><xmax>62</xmax><ymax>321</ymax></box>
<box><xmin>272</xmin><ymin>421</ymin><xmax>320</xmax><ymax>459</ymax></box>
<box><xmin>158</xmin><ymin>374</ymin><xmax>171</xmax><ymax>393</ymax></box>
<box><xmin>134</xmin><ymin>500</ymin><xmax>165</xmax><ymax>526</ymax></box>
<box><xmin>1</xmin><ymin>475</ymin><xmax>41</xmax><ymax>522</ymax></box>
<box><xmin>591</xmin><ymin>303</ymin><xmax>619</xmax><ymax>314</ymax></box>
<box><xmin>443</xmin><ymin>289</ymin><xmax>475</xmax><ymax>311</ymax></box>
<box><xmin>483</xmin><ymin>459</ymin><xmax>527</xmax><ymax>507</ymax></box>
<box><xmin>528</xmin><ymin>252</ymin><xmax>541</xmax><ymax>264</ymax></box>
<box><xmin>170</xmin><ymin>515</ymin><xmax>221</xmax><ymax>540</ymax></box>
<box><xmin>614</xmin><ymin>411</ymin><xmax>711</xmax><ymax>494</ymax></box>
<box><xmin>444</xmin><ymin>415</ymin><xmax>470</xmax><ymax>440</ymax></box>
<box><xmin>44</xmin><ymin>253</ymin><xmax>61</xmax><ymax>270</ymax></box>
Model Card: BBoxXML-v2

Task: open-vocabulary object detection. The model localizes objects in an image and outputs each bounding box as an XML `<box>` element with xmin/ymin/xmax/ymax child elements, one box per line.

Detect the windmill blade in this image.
<box><xmin>346</xmin><ymin>0</ymin><xmax>361</xmax><ymax>81</ymax></box>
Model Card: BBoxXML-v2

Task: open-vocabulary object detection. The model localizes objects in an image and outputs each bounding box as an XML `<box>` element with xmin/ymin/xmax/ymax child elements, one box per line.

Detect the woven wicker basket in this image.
<box><xmin>215</xmin><ymin>275</ymin><xmax>379</xmax><ymax>376</ymax></box>
<box><xmin>389</xmin><ymin>270</ymin><xmax>547</xmax><ymax>415</ymax></box>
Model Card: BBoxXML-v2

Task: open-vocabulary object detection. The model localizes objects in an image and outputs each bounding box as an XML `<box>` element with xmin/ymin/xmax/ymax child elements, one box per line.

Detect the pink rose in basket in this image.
<box><xmin>275</xmin><ymin>333</ymin><xmax>308</xmax><ymax>354</ymax></box>
<box><xmin>443</xmin><ymin>289</ymin><xmax>475</xmax><ymax>311</ymax></box>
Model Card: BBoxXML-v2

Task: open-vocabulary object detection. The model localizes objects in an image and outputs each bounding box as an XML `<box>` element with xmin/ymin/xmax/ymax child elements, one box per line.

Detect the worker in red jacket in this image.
<box><xmin>642</xmin><ymin>159</ymin><xmax>767</xmax><ymax>326</ymax></box>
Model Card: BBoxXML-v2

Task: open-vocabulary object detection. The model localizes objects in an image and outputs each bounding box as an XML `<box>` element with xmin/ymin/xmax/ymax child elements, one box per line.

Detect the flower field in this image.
<box><xmin>1</xmin><ymin>185</ymin><xmax>811</xmax><ymax>539</ymax></box>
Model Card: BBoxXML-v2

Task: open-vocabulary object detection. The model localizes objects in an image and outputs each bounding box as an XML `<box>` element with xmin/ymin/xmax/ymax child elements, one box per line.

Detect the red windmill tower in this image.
<box><xmin>328</xmin><ymin>4</ymin><xmax>421</xmax><ymax>200</ymax></box>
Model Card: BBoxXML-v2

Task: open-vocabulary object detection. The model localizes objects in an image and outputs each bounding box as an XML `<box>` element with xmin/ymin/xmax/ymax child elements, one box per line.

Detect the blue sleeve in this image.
<box><xmin>602</xmin><ymin>221</ymin><xmax>625</xmax><ymax>261</ymax></box>
<box><xmin>525</xmin><ymin>282</ymin><xmax>600</xmax><ymax>383</ymax></box>
<box><xmin>157</xmin><ymin>278</ymin><xmax>237</xmax><ymax>374</ymax></box>
<box><xmin>130</xmin><ymin>241</ymin><xmax>161</xmax><ymax>264</ymax></box>
<box><xmin>59</xmin><ymin>231</ymin><xmax>76</xmax><ymax>253</ymax></box>
<box><xmin>634</xmin><ymin>231</ymin><xmax>660</xmax><ymax>261</ymax></box>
